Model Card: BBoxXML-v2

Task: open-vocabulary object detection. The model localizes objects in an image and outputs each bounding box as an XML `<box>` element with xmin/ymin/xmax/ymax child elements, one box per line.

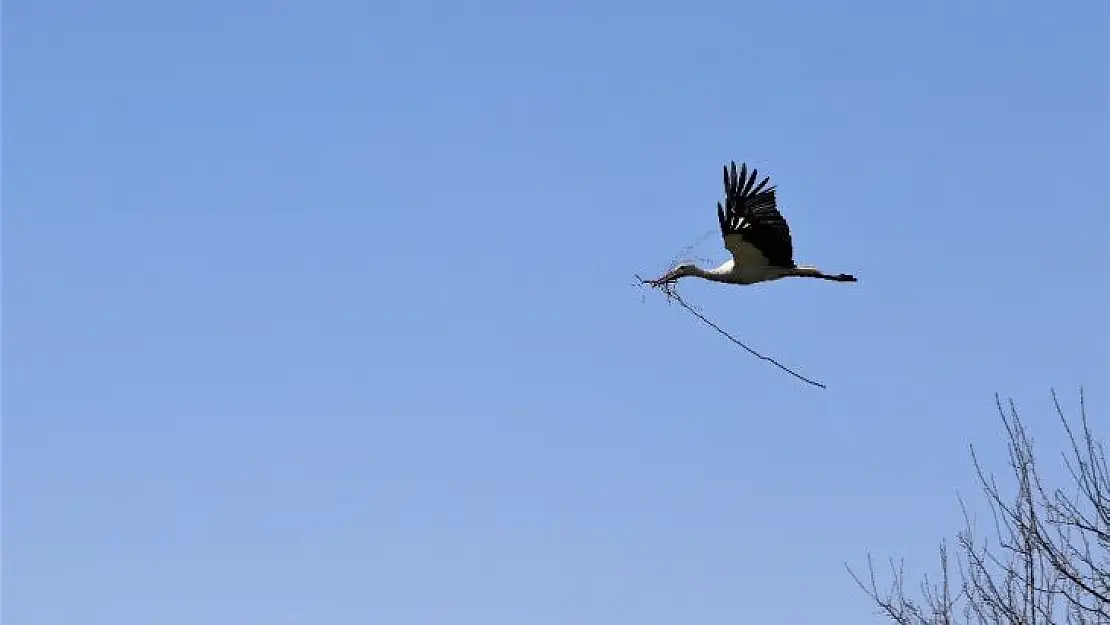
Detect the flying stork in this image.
<box><xmin>644</xmin><ymin>161</ymin><xmax>858</xmax><ymax>287</ymax></box>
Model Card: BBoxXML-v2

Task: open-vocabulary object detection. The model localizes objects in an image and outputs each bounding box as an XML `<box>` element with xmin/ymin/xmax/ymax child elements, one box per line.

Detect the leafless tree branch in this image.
<box><xmin>849</xmin><ymin>390</ymin><xmax>1108</xmax><ymax>624</ymax></box>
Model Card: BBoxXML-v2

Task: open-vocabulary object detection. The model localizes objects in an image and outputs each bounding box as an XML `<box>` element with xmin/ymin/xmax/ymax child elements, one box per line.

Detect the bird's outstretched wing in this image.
<box><xmin>716</xmin><ymin>161</ymin><xmax>795</xmax><ymax>269</ymax></box>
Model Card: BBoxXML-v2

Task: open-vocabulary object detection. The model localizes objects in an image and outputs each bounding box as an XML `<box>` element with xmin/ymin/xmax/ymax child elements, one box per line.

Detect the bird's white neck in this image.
<box><xmin>687</xmin><ymin>264</ymin><xmax>732</xmax><ymax>282</ymax></box>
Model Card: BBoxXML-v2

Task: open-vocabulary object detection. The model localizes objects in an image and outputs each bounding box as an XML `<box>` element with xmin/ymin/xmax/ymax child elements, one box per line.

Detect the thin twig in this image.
<box><xmin>669</xmin><ymin>228</ymin><xmax>718</xmax><ymax>268</ymax></box>
<box><xmin>634</xmin><ymin>274</ymin><xmax>827</xmax><ymax>389</ymax></box>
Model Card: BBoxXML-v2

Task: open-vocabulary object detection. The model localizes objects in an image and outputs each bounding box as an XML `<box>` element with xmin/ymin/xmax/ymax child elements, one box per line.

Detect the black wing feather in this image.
<box><xmin>716</xmin><ymin>161</ymin><xmax>795</xmax><ymax>268</ymax></box>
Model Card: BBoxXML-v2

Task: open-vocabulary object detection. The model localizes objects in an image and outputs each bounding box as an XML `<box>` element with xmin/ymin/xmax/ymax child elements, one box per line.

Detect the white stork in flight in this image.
<box><xmin>644</xmin><ymin>161</ymin><xmax>857</xmax><ymax>287</ymax></box>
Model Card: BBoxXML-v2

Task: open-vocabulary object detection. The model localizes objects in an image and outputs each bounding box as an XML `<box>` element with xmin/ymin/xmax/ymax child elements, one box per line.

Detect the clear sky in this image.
<box><xmin>5</xmin><ymin>0</ymin><xmax>1108</xmax><ymax>623</ymax></box>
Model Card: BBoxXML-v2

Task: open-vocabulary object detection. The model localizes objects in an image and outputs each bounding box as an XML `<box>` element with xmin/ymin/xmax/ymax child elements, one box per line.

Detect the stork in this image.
<box><xmin>644</xmin><ymin>161</ymin><xmax>857</xmax><ymax>287</ymax></box>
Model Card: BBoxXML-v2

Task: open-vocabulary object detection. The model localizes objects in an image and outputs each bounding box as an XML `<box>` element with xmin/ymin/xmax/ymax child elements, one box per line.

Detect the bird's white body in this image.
<box><xmin>706</xmin><ymin>259</ymin><xmax>791</xmax><ymax>285</ymax></box>
<box><xmin>672</xmin><ymin>259</ymin><xmax>838</xmax><ymax>285</ymax></box>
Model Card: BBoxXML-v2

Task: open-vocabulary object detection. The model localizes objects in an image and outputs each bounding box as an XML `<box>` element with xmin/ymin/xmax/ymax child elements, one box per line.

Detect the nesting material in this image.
<box><xmin>635</xmin><ymin>269</ymin><xmax>827</xmax><ymax>390</ymax></box>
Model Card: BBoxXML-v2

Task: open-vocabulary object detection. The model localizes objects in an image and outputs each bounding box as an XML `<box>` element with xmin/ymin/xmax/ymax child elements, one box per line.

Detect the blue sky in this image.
<box><xmin>5</xmin><ymin>0</ymin><xmax>1108</xmax><ymax>622</ymax></box>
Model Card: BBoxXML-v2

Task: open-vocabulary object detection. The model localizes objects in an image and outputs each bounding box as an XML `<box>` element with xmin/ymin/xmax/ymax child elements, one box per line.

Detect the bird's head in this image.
<box><xmin>643</xmin><ymin>263</ymin><xmax>697</xmax><ymax>287</ymax></box>
<box><xmin>668</xmin><ymin>263</ymin><xmax>700</xmax><ymax>280</ymax></box>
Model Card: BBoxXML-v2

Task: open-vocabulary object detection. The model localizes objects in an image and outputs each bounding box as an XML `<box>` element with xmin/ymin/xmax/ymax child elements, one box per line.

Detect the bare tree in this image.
<box><xmin>849</xmin><ymin>389</ymin><xmax>1109</xmax><ymax>625</ymax></box>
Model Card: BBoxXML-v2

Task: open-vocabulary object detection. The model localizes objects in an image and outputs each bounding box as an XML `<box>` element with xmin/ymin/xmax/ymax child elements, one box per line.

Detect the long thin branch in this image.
<box><xmin>635</xmin><ymin>274</ymin><xmax>827</xmax><ymax>389</ymax></box>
